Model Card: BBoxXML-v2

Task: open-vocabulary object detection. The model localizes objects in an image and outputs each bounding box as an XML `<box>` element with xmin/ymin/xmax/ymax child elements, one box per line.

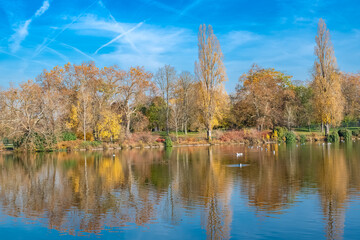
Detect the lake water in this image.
<box><xmin>0</xmin><ymin>143</ymin><xmax>360</xmax><ymax>239</ymax></box>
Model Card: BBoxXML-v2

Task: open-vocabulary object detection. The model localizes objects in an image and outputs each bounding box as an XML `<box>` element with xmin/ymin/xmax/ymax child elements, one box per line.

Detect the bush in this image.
<box><xmin>62</xmin><ymin>132</ymin><xmax>77</xmax><ymax>141</ymax></box>
<box><xmin>285</xmin><ymin>131</ymin><xmax>296</xmax><ymax>143</ymax></box>
<box><xmin>352</xmin><ymin>129</ymin><xmax>360</xmax><ymax>137</ymax></box>
<box><xmin>338</xmin><ymin>129</ymin><xmax>346</xmax><ymax>138</ymax></box>
<box><xmin>328</xmin><ymin>131</ymin><xmax>339</xmax><ymax>142</ymax></box>
<box><xmin>164</xmin><ymin>136</ymin><xmax>173</xmax><ymax>148</ymax></box>
<box><xmin>343</xmin><ymin>129</ymin><xmax>352</xmax><ymax>142</ymax></box>
<box><xmin>13</xmin><ymin>132</ymin><xmax>56</xmax><ymax>151</ymax></box>
<box><xmin>219</xmin><ymin>130</ymin><xmax>244</xmax><ymax>142</ymax></box>
<box><xmin>126</xmin><ymin>132</ymin><xmax>158</xmax><ymax>144</ymax></box>
<box><xmin>56</xmin><ymin>140</ymin><xmax>84</xmax><ymax>151</ymax></box>
<box><xmin>299</xmin><ymin>134</ymin><xmax>307</xmax><ymax>143</ymax></box>
<box><xmin>244</xmin><ymin>129</ymin><xmax>262</xmax><ymax>144</ymax></box>
<box><xmin>80</xmin><ymin>141</ymin><xmax>102</xmax><ymax>149</ymax></box>
<box><xmin>274</xmin><ymin>127</ymin><xmax>288</xmax><ymax>141</ymax></box>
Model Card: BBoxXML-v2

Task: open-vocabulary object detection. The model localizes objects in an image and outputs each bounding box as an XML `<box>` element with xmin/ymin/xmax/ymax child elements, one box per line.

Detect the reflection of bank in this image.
<box><xmin>0</xmin><ymin>149</ymin><xmax>236</xmax><ymax>239</ymax></box>
<box><xmin>238</xmin><ymin>145</ymin><xmax>301</xmax><ymax>214</ymax></box>
<box><xmin>318</xmin><ymin>146</ymin><xmax>348</xmax><ymax>240</ymax></box>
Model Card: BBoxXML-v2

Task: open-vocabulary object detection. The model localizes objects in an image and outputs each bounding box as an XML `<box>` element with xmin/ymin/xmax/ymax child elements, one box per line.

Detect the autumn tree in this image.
<box><xmin>154</xmin><ymin>65</ymin><xmax>176</xmax><ymax>135</ymax></box>
<box><xmin>0</xmin><ymin>81</ymin><xmax>45</xmax><ymax>149</ymax></box>
<box><xmin>232</xmin><ymin>65</ymin><xmax>294</xmax><ymax>130</ymax></box>
<box><xmin>312</xmin><ymin>19</ymin><xmax>344</xmax><ymax>135</ymax></box>
<box><xmin>341</xmin><ymin>73</ymin><xmax>360</xmax><ymax>125</ymax></box>
<box><xmin>96</xmin><ymin>66</ymin><xmax>126</xmax><ymax>140</ymax></box>
<box><xmin>115</xmin><ymin>66</ymin><xmax>152</xmax><ymax>136</ymax></box>
<box><xmin>36</xmin><ymin>65</ymin><xmax>67</xmax><ymax>140</ymax></box>
<box><xmin>195</xmin><ymin>24</ymin><xmax>227</xmax><ymax>140</ymax></box>
<box><xmin>65</xmin><ymin>62</ymin><xmax>99</xmax><ymax>141</ymax></box>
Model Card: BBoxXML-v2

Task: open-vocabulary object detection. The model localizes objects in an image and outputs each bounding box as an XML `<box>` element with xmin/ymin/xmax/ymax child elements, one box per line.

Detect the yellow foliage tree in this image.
<box><xmin>97</xmin><ymin>110</ymin><xmax>122</xmax><ymax>142</ymax></box>
<box><xmin>195</xmin><ymin>24</ymin><xmax>227</xmax><ymax>140</ymax></box>
<box><xmin>312</xmin><ymin>19</ymin><xmax>344</xmax><ymax>135</ymax></box>
<box><xmin>66</xmin><ymin>104</ymin><xmax>79</xmax><ymax>131</ymax></box>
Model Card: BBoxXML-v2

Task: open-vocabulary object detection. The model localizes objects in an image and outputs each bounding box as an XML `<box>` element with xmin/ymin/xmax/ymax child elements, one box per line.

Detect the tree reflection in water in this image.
<box><xmin>0</xmin><ymin>144</ymin><xmax>359</xmax><ymax>239</ymax></box>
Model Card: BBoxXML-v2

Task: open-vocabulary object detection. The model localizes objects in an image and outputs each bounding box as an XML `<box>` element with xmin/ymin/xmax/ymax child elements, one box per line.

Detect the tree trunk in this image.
<box><xmin>166</xmin><ymin>105</ymin><xmax>169</xmax><ymax>135</ymax></box>
<box><xmin>325</xmin><ymin>123</ymin><xmax>330</xmax><ymax>136</ymax></box>
<box><xmin>175</xmin><ymin>124</ymin><xmax>178</xmax><ymax>140</ymax></box>
<box><xmin>83</xmin><ymin>112</ymin><xmax>86</xmax><ymax>141</ymax></box>
<box><xmin>184</xmin><ymin>121</ymin><xmax>187</xmax><ymax>135</ymax></box>
<box><xmin>207</xmin><ymin>129</ymin><xmax>212</xmax><ymax>141</ymax></box>
<box><xmin>126</xmin><ymin>113</ymin><xmax>131</xmax><ymax>136</ymax></box>
<box><xmin>321</xmin><ymin>122</ymin><xmax>324</xmax><ymax>134</ymax></box>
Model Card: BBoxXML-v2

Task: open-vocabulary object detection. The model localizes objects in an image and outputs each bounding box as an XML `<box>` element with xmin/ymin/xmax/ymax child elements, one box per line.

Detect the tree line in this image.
<box><xmin>0</xmin><ymin>19</ymin><xmax>359</xmax><ymax>149</ymax></box>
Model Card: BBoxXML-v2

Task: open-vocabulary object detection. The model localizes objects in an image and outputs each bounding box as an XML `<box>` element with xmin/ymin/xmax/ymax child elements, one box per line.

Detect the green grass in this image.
<box><xmin>294</xmin><ymin>126</ymin><xmax>360</xmax><ymax>136</ymax></box>
<box><xmin>293</xmin><ymin>131</ymin><xmax>320</xmax><ymax>136</ymax></box>
<box><xmin>4</xmin><ymin>144</ymin><xmax>14</xmax><ymax>150</ymax></box>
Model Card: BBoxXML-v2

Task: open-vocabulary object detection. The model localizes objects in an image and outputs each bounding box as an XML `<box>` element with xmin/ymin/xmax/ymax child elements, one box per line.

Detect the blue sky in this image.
<box><xmin>0</xmin><ymin>0</ymin><xmax>359</xmax><ymax>92</ymax></box>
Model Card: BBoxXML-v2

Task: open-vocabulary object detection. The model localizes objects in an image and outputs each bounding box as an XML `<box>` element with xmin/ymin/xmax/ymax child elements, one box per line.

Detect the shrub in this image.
<box><xmin>219</xmin><ymin>130</ymin><xmax>244</xmax><ymax>142</ymax></box>
<box><xmin>285</xmin><ymin>131</ymin><xmax>296</xmax><ymax>143</ymax></box>
<box><xmin>338</xmin><ymin>129</ymin><xmax>346</xmax><ymax>138</ymax></box>
<box><xmin>272</xmin><ymin>130</ymin><xmax>278</xmax><ymax>138</ymax></box>
<box><xmin>62</xmin><ymin>132</ymin><xmax>77</xmax><ymax>141</ymax></box>
<box><xmin>328</xmin><ymin>131</ymin><xmax>339</xmax><ymax>142</ymax></box>
<box><xmin>164</xmin><ymin>136</ymin><xmax>173</xmax><ymax>148</ymax></box>
<box><xmin>136</xmin><ymin>132</ymin><xmax>155</xmax><ymax>144</ymax></box>
<box><xmin>274</xmin><ymin>127</ymin><xmax>288</xmax><ymax>141</ymax></box>
<box><xmin>80</xmin><ymin>141</ymin><xmax>102</xmax><ymax>149</ymax></box>
<box><xmin>299</xmin><ymin>134</ymin><xmax>307</xmax><ymax>143</ymax></box>
<box><xmin>244</xmin><ymin>129</ymin><xmax>262</xmax><ymax>144</ymax></box>
<box><xmin>343</xmin><ymin>129</ymin><xmax>352</xmax><ymax>142</ymax></box>
<box><xmin>13</xmin><ymin>132</ymin><xmax>56</xmax><ymax>151</ymax></box>
<box><xmin>352</xmin><ymin>129</ymin><xmax>360</xmax><ymax>137</ymax></box>
<box><xmin>126</xmin><ymin>132</ymin><xmax>158</xmax><ymax>144</ymax></box>
<box><xmin>156</xmin><ymin>138</ymin><xmax>165</xmax><ymax>143</ymax></box>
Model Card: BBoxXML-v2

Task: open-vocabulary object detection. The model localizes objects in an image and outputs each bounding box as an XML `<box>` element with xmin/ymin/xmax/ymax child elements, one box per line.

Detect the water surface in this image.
<box><xmin>1</xmin><ymin>143</ymin><xmax>360</xmax><ymax>239</ymax></box>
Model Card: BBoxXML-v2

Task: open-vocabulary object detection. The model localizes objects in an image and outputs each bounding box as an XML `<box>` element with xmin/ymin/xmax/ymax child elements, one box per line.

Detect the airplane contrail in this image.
<box><xmin>98</xmin><ymin>0</ymin><xmax>141</xmax><ymax>54</ymax></box>
<box><xmin>33</xmin><ymin>0</ymin><xmax>98</xmax><ymax>58</ymax></box>
<box><xmin>94</xmin><ymin>21</ymin><xmax>145</xmax><ymax>55</ymax></box>
<box><xmin>61</xmin><ymin>43</ymin><xmax>95</xmax><ymax>61</ymax></box>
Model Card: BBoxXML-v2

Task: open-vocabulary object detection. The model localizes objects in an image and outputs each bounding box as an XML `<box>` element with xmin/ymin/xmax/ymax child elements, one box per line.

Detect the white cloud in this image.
<box><xmin>35</xmin><ymin>0</ymin><xmax>50</xmax><ymax>17</ymax></box>
<box><xmin>69</xmin><ymin>14</ymin><xmax>197</xmax><ymax>71</ymax></box>
<box><xmin>222</xmin><ymin>31</ymin><xmax>261</xmax><ymax>52</ymax></box>
<box><xmin>8</xmin><ymin>0</ymin><xmax>50</xmax><ymax>53</ymax></box>
<box><xmin>9</xmin><ymin>19</ymin><xmax>32</xmax><ymax>53</ymax></box>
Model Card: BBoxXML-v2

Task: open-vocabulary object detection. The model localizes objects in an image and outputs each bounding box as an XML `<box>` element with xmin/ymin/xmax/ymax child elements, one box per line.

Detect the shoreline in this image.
<box><xmin>1</xmin><ymin>139</ymin><xmax>344</xmax><ymax>153</ymax></box>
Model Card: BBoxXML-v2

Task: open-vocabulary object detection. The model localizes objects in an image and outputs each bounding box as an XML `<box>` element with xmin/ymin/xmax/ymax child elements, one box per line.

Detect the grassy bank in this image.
<box><xmin>2</xmin><ymin>127</ymin><xmax>359</xmax><ymax>152</ymax></box>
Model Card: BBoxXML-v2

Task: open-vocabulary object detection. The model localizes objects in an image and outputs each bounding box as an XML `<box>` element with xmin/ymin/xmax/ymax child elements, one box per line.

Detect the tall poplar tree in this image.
<box><xmin>195</xmin><ymin>24</ymin><xmax>227</xmax><ymax>140</ymax></box>
<box><xmin>312</xmin><ymin>19</ymin><xmax>343</xmax><ymax>135</ymax></box>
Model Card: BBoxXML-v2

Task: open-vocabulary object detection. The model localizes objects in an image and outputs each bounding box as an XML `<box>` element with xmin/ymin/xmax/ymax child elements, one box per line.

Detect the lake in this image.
<box><xmin>0</xmin><ymin>143</ymin><xmax>360</xmax><ymax>239</ymax></box>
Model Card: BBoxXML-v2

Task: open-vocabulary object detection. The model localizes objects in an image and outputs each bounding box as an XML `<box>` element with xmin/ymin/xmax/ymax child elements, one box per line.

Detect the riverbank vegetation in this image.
<box><xmin>1</xmin><ymin>19</ymin><xmax>360</xmax><ymax>151</ymax></box>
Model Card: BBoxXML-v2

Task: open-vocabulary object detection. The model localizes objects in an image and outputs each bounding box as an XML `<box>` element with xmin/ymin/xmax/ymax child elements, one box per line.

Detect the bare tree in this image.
<box><xmin>115</xmin><ymin>67</ymin><xmax>152</xmax><ymax>136</ymax></box>
<box><xmin>155</xmin><ymin>65</ymin><xmax>176</xmax><ymax>135</ymax></box>
<box><xmin>177</xmin><ymin>71</ymin><xmax>195</xmax><ymax>134</ymax></box>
